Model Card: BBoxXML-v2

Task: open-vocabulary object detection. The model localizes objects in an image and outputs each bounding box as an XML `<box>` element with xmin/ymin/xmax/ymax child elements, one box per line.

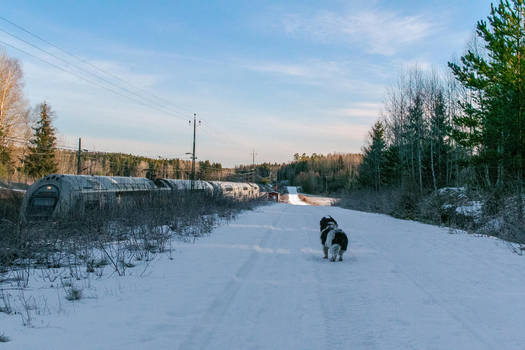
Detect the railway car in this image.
<box><xmin>155</xmin><ymin>179</ymin><xmax>214</xmax><ymax>193</ymax></box>
<box><xmin>247</xmin><ymin>183</ymin><xmax>261</xmax><ymax>198</ymax></box>
<box><xmin>20</xmin><ymin>174</ymin><xmax>159</xmax><ymax>222</ymax></box>
<box><xmin>20</xmin><ymin>174</ymin><xmax>262</xmax><ymax>222</ymax></box>
<box><xmin>208</xmin><ymin>181</ymin><xmax>260</xmax><ymax>199</ymax></box>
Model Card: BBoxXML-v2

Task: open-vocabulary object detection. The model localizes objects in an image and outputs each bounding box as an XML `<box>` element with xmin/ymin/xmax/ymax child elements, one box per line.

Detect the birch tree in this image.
<box><xmin>0</xmin><ymin>52</ymin><xmax>29</xmax><ymax>178</ymax></box>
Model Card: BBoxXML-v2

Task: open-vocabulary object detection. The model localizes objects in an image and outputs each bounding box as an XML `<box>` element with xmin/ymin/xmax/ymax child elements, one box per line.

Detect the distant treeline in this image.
<box><xmin>235</xmin><ymin>163</ymin><xmax>282</xmax><ymax>185</ymax></box>
<box><xmin>8</xmin><ymin>145</ymin><xmax>279</xmax><ymax>185</ymax></box>
<box><xmin>56</xmin><ymin>150</ymin><xmax>237</xmax><ymax>182</ymax></box>
<box><xmin>56</xmin><ymin>150</ymin><xmax>223</xmax><ymax>179</ymax></box>
<box><xmin>6</xmin><ymin>144</ymin><xmax>237</xmax><ymax>185</ymax></box>
<box><xmin>277</xmin><ymin>153</ymin><xmax>362</xmax><ymax>193</ymax></box>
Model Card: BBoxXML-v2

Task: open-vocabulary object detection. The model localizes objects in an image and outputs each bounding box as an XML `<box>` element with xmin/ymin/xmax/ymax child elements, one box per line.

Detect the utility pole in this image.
<box><xmin>189</xmin><ymin>113</ymin><xmax>200</xmax><ymax>190</ymax></box>
<box><xmin>251</xmin><ymin>150</ymin><xmax>257</xmax><ymax>183</ymax></box>
<box><xmin>77</xmin><ymin>137</ymin><xmax>82</xmax><ymax>175</ymax></box>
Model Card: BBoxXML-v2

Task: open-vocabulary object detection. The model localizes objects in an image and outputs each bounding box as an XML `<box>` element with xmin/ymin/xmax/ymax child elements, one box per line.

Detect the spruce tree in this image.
<box><xmin>359</xmin><ymin>121</ymin><xmax>386</xmax><ymax>191</ymax></box>
<box><xmin>23</xmin><ymin>102</ymin><xmax>57</xmax><ymax>179</ymax></box>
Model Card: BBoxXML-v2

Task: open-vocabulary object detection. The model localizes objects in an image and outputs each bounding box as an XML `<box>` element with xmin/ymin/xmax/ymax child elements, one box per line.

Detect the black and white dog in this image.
<box><xmin>320</xmin><ymin>216</ymin><xmax>337</xmax><ymax>259</ymax></box>
<box><xmin>319</xmin><ymin>216</ymin><xmax>348</xmax><ymax>262</ymax></box>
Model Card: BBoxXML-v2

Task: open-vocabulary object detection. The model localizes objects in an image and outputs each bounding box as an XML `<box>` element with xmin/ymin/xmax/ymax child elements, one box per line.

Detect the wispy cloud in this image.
<box><xmin>335</xmin><ymin>102</ymin><xmax>383</xmax><ymax>120</ymax></box>
<box><xmin>245</xmin><ymin>62</ymin><xmax>310</xmax><ymax>77</ymax></box>
<box><xmin>243</xmin><ymin>59</ymin><xmax>386</xmax><ymax>99</ymax></box>
<box><xmin>245</xmin><ymin>59</ymin><xmax>345</xmax><ymax>79</ymax></box>
<box><xmin>280</xmin><ymin>9</ymin><xmax>437</xmax><ymax>56</ymax></box>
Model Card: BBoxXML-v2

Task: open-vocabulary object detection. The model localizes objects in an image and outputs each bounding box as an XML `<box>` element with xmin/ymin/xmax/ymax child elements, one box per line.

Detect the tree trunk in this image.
<box><xmin>430</xmin><ymin>138</ymin><xmax>437</xmax><ymax>191</ymax></box>
<box><xmin>417</xmin><ymin>141</ymin><xmax>423</xmax><ymax>194</ymax></box>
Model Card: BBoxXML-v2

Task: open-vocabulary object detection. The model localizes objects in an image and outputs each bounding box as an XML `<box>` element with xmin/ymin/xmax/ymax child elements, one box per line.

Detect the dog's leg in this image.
<box><xmin>338</xmin><ymin>250</ymin><xmax>345</xmax><ymax>262</ymax></box>
<box><xmin>329</xmin><ymin>244</ymin><xmax>340</xmax><ymax>262</ymax></box>
<box><xmin>323</xmin><ymin>246</ymin><xmax>329</xmax><ymax>259</ymax></box>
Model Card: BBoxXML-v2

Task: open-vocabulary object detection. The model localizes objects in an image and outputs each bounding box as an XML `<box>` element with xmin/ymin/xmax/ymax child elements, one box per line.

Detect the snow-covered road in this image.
<box><xmin>286</xmin><ymin>186</ymin><xmax>308</xmax><ymax>205</ymax></box>
<box><xmin>4</xmin><ymin>203</ymin><xmax>525</xmax><ymax>349</ymax></box>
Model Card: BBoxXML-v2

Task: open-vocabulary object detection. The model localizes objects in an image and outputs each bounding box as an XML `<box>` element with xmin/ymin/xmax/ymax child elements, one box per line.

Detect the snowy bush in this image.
<box><xmin>455</xmin><ymin>201</ymin><xmax>482</xmax><ymax>218</ymax></box>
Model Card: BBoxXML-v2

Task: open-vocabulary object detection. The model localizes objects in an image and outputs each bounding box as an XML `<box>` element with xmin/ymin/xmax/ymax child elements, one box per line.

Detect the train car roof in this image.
<box><xmin>209</xmin><ymin>181</ymin><xmax>247</xmax><ymax>187</ymax></box>
<box><xmin>36</xmin><ymin>174</ymin><xmax>156</xmax><ymax>191</ymax></box>
<box><xmin>208</xmin><ymin>181</ymin><xmax>260</xmax><ymax>191</ymax></box>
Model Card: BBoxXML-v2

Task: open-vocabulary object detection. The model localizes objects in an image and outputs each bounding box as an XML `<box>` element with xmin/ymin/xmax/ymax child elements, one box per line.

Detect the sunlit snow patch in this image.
<box><xmin>286</xmin><ymin>186</ymin><xmax>309</xmax><ymax>206</ymax></box>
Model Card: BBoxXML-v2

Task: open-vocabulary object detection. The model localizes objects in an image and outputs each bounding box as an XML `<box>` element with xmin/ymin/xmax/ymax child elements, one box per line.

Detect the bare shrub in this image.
<box><xmin>65</xmin><ymin>285</ymin><xmax>83</xmax><ymax>301</ymax></box>
<box><xmin>18</xmin><ymin>290</ymin><xmax>37</xmax><ymax>327</ymax></box>
<box><xmin>0</xmin><ymin>189</ymin><xmax>24</xmax><ymax>268</ymax></box>
<box><xmin>340</xmin><ymin>183</ymin><xmax>525</xmax><ymax>247</ymax></box>
<box><xmin>477</xmin><ymin>186</ymin><xmax>525</xmax><ymax>244</ymax></box>
<box><xmin>0</xmin><ymin>289</ymin><xmax>13</xmax><ymax>314</ymax></box>
<box><xmin>1</xmin><ymin>188</ymin><xmax>265</xmax><ymax>283</ymax></box>
<box><xmin>338</xmin><ymin>188</ymin><xmax>405</xmax><ymax>216</ymax></box>
<box><xmin>12</xmin><ymin>266</ymin><xmax>30</xmax><ymax>289</ymax></box>
<box><xmin>416</xmin><ymin>187</ymin><xmax>482</xmax><ymax>229</ymax></box>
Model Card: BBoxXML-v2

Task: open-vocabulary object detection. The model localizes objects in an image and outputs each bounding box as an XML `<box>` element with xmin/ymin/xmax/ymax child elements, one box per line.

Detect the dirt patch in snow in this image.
<box><xmin>298</xmin><ymin>194</ymin><xmax>336</xmax><ymax>206</ymax></box>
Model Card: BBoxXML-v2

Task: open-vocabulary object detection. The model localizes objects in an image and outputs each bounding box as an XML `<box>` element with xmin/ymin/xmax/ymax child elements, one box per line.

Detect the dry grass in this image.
<box><xmin>1</xmin><ymin>190</ymin><xmax>266</xmax><ymax>272</ymax></box>
<box><xmin>0</xmin><ymin>188</ymin><xmax>23</xmax><ymax>221</ymax></box>
<box><xmin>298</xmin><ymin>194</ymin><xmax>336</xmax><ymax>206</ymax></box>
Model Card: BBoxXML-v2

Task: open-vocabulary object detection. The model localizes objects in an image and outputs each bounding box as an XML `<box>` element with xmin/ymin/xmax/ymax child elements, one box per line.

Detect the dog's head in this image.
<box><xmin>320</xmin><ymin>216</ymin><xmax>337</xmax><ymax>231</ymax></box>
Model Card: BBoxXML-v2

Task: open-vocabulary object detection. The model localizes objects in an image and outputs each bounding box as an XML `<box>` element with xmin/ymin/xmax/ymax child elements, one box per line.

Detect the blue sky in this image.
<box><xmin>1</xmin><ymin>0</ymin><xmax>493</xmax><ymax>166</ymax></box>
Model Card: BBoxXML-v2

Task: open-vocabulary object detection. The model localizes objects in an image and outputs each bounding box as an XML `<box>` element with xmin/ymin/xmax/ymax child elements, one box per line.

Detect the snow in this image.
<box><xmin>2</xmin><ymin>203</ymin><xmax>525</xmax><ymax>349</ymax></box>
<box><xmin>456</xmin><ymin>200</ymin><xmax>483</xmax><ymax>217</ymax></box>
<box><xmin>438</xmin><ymin>187</ymin><xmax>466</xmax><ymax>196</ymax></box>
<box><xmin>287</xmin><ymin>186</ymin><xmax>308</xmax><ymax>205</ymax></box>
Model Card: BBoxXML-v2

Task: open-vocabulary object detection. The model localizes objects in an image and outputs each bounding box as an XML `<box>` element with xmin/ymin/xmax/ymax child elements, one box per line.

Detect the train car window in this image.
<box><xmin>154</xmin><ymin>179</ymin><xmax>168</xmax><ymax>188</ymax></box>
<box><xmin>32</xmin><ymin>197</ymin><xmax>56</xmax><ymax>207</ymax></box>
<box><xmin>224</xmin><ymin>186</ymin><xmax>233</xmax><ymax>192</ymax></box>
<box><xmin>28</xmin><ymin>185</ymin><xmax>59</xmax><ymax>217</ymax></box>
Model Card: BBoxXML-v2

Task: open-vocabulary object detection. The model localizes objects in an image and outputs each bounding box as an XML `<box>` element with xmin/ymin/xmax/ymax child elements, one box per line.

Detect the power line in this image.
<box><xmin>0</xmin><ymin>17</ymin><xmax>244</xmax><ymax>150</ymax></box>
<box><xmin>0</xmin><ymin>28</ymin><xmax>187</xmax><ymax>119</ymax></box>
<box><xmin>0</xmin><ymin>16</ymin><xmax>237</xmax><ymax>145</ymax></box>
<box><xmin>0</xmin><ymin>37</ymin><xmax>192</xmax><ymax>125</ymax></box>
<box><xmin>0</xmin><ymin>20</ymin><xmax>238</xmax><ymax>152</ymax></box>
<box><xmin>0</xmin><ymin>17</ymin><xmax>254</xmax><ymax>163</ymax></box>
<box><xmin>0</xmin><ymin>37</ymin><xmax>187</xmax><ymax>119</ymax></box>
<box><xmin>0</xmin><ymin>16</ymin><xmax>194</xmax><ymax>117</ymax></box>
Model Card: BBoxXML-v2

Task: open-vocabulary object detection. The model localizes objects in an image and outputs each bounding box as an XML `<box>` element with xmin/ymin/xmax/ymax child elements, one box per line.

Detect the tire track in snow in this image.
<box><xmin>309</xmin><ymin>223</ymin><xmax>354</xmax><ymax>349</ymax></box>
<box><xmin>350</xmin><ymin>219</ymin><xmax>498</xmax><ymax>350</ymax></box>
<box><xmin>177</xmin><ymin>206</ymin><xmax>287</xmax><ymax>350</ymax></box>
